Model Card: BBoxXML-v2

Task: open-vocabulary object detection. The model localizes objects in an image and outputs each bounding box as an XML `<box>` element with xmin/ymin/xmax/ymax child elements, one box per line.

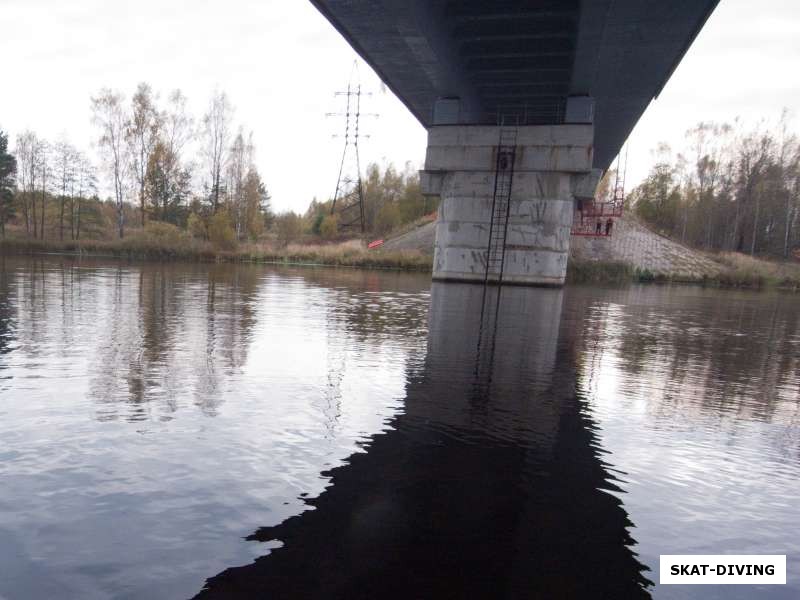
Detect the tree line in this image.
<box><xmin>1</xmin><ymin>83</ymin><xmax>435</xmax><ymax>248</ymax></box>
<box><xmin>0</xmin><ymin>83</ymin><xmax>272</xmax><ymax>245</ymax></box>
<box><xmin>298</xmin><ymin>162</ymin><xmax>434</xmax><ymax>241</ymax></box>
<box><xmin>630</xmin><ymin>113</ymin><xmax>800</xmax><ymax>259</ymax></box>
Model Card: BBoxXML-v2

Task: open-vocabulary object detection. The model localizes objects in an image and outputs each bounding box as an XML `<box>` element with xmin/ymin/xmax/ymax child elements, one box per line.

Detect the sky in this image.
<box><xmin>1</xmin><ymin>0</ymin><xmax>798</xmax><ymax>213</ymax></box>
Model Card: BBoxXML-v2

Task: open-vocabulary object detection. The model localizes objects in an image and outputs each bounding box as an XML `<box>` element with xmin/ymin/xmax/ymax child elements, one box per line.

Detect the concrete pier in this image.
<box><xmin>421</xmin><ymin>125</ymin><xmax>596</xmax><ymax>286</ymax></box>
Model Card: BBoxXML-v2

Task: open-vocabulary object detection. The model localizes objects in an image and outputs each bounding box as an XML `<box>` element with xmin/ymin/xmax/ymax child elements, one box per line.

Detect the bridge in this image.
<box><xmin>310</xmin><ymin>0</ymin><xmax>720</xmax><ymax>285</ymax></box>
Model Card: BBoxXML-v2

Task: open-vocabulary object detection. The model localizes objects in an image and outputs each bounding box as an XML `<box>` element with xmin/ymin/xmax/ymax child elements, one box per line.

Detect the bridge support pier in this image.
<box><xmin>421</xmin><ymin>125</ymin><xmax>597</xmax><ymax>286</ymax></box>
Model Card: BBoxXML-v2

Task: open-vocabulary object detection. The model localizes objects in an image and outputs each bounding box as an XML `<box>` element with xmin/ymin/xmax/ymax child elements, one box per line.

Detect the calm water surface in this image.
<box><xmin>0</xmin><ymin>257</ymin><xmax>797</xmax><ymax>599</ymax></box>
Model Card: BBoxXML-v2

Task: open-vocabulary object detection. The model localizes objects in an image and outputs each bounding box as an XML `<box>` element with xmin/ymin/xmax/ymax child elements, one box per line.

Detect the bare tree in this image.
<box><xmin>92</xmin><ymin>89</ymin><xmax>130</xmax><ymax>238</ymax></box>
<box><xmin>775</xmin><ymin>111</ymin><xmax>800</xmax><ymax>258</ymax></box>
<box><xmin>225</xmin><ymin>127</ymin><xmax>255</xmax><ymax>238</ymax></box>
<box><xmin>35</xmin><ymin>140</ymin><xmax>51</xmax><ymax>240</ymax></box>
<box><xmin>14</xmin><ymin>131</ymin><xmax>41</xmax><ymax>237</ymax></box>
<box><xmin>127</xmin><ymin>83</ymin><xmax>161</xmax><ymax>227</ymax></box>
<box><xmin>632</xmin><ymin>113</ymin><xmax>800</xmax><ymax>257</ymax></box>
<box><xmin>163</xmin><ymin>89</ymin><xmax>194</xmax><ymax>162</ymax></box>
<box><xmin>144</xmin><ymin>89</ymin><xmax>194</xmax><ymax>222</ymax></box>
<box><xmin>72</xmin><ymin>153</ymin><xmax>97</xmax><ymax>240</ymax></box>
<box><xmin>745</xmin><ymin>134</ymin><xmax>773</xmax><ymax>255</ymax></box>
<box><xmin>201</xmin><ymin>90</ymin><xmax>233</xmax><ymax>214</ymax></box>
<box><xmin>53</xmin><ymin>137</ymin><xmax>78</xmax><ymax>240</ymax></box>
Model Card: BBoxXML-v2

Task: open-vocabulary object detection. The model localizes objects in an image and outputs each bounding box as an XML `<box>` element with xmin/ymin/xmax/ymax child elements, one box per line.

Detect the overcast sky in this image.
<box><xmin>1</xmin><ymin>0</ymin><xmax>798</xmax><ymax>213</ymax></box>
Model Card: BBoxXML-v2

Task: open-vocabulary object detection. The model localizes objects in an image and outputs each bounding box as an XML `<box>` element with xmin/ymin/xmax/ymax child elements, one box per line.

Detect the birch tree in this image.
<box><xmin>53</xmin><ymin>138</ymin><xmax>77</xmax><ymax>240</ymax></box>
<box><xmin>35</xmin><ymin>140</ymin><xmax>50</xmax><ymax>240</ymax></box>
<box><xmin>91</xmin><ymin>89</ymin><xmax>129</xmax><ymax>238</ymax></box>
<box><xmin>14</xmin><ymin>131</ymin><xmax>40</xmax><ymax>237</ymax></box>
<box><xmin>127</xmin><ymin>83</ymin><xmax>160</xmax><ymax>227</ymax></box>
<box><xmin>72</xmin><ymin>153</ymin><xmax>97</xmax><ymax>240</ymax></box>
<box><xmin>201</xmin><ymin>90</ymin><xmax>233</xmax><ymax>214</ymax></box>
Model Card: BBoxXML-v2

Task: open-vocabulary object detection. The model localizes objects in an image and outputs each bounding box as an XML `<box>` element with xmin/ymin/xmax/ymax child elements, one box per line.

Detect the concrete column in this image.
<box><xmin>421</xmin><ymin>125</ymin><xmax>595</xmax><ymax>286</ymax></box>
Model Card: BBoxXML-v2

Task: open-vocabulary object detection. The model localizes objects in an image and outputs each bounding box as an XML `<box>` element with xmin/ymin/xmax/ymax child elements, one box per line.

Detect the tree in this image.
<box><xmin>242</xmin><ymin>168</ymin><xmax>270</xmax><ymax>240</ymax></box>
<box><xmin>162</xmin><ymin>89</ymin><xmax>194</xmax><ymax>162</ymax></box>
<box><xmin>53</xmin><ymin>137</ymin><xmax>78</xmax><ymax>240</ymax></box>
<box><xmin>375</xmin><ymin>201</ymin><xmax>401</xmax><ymax>235</ymax></box>
<box><xmin>142</xmin><ymin>88</ymin><xmax>194</xmax><ymax>226</ymax></box>
<box><xmin>145</xmin><ymin>141</ymin><xmax>191</xmax><ymax>224</ymax></box>
<box><xmin>127</xmin><ymin>82</ymin><xmax>161</xmax><ymax>227</ymax></box>
<box><xmin>630</xmin><ymin>144</ymin><xmax>681</xmax><ymax>234</ymax></box>
<box><xmin>734</xmin><ymin>129</ymin><xmax>772</xmax><ymax>254</ymax></box>
<box><xmin>347</xmin><ymin>162</ymin><xmax>436</xmax><ymax>235</ymax></box>
<box><xmin>774</xmin><ymin>111</ymin><xmax>800</xmax><ymax>258</ymax></box>
<box><xmin>0</xmin><ymin>128</ymin><xmax>17</xmax><ymax>237</ymax></box>
<box><xmin>72</xmin><ymin>153</ymin><xmax>97</xmax><ymax>240</ymax></box>
<box><xmin>35</xmin><ymin>140</ymin><xmax>51</xmax><ymax>240</ymax></box>
<box><xmin>201</xmin><ymin>90</ymin><xmax>233</xmax><ymax>214</ymax></box>
<box><xmin>14</xmin><ymin>131</ymin><xmax>41</xmax><ymax>237</ymax></box>
<box><xmin>92</xmin><ymin>88</ymin><xmax>130</xmax><ymax>238</ymax></box>
<box><xmin>274</xmin><ymin>212</ymin><xmax>303</xmax><ymax>247</ymax></box>
<box><xmin>629</xmin><ymin>113</ymin><xmax>800</xmax><ymax>259</ymax></box>
<box><xmin>207</xmin><ymin>210</ymin><xmax>237</xmax><ymax>249</ymax></box>
<box><xmin>319</xmin><ymin>214</ymin><xmax>338</xmax><ymax>239</ymax></box>
<box><xmin>225</xmin><ymin>128</ymin><xmax>253</xmax><ymax>238</ymax></box>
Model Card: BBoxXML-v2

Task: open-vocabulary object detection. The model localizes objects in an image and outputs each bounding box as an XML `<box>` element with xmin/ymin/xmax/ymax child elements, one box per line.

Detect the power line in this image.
<box><xmin>326</xmin><ymin>61</ymin><xmax>378</xmax><ymax>234</ymax></box>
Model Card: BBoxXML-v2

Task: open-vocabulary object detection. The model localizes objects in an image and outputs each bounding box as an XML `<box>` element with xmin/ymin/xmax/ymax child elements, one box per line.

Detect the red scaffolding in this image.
<box><xmin>571</xmin><ymin>146</ymin><xmax>627</xmax><ymax>237</ymax></box>
<box><xmin>570</xmin><ymin>197</ymin><xmax>624</xmax><ymax>237</ymax></box>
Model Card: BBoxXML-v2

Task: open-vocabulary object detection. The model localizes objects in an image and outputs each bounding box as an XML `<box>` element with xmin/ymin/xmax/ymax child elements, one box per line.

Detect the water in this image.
<box><xmin>0</xmin><ymin>256</ymin><xmax>797</xmax><ymax>599</ymax></box>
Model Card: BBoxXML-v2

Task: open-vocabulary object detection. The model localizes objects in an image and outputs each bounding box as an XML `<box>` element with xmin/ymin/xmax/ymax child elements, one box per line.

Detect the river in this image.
<box><xmin>0</xmin><ymin>256</ymin><xmax>797</xmax><ymax>599</ymax></box>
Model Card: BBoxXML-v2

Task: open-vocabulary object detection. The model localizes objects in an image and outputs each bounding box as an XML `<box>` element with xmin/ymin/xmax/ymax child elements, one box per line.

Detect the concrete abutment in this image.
<box><xmin>421</xmin><ymin>125</ymin><xmax>598</xmax><ymax>286</ymax></box>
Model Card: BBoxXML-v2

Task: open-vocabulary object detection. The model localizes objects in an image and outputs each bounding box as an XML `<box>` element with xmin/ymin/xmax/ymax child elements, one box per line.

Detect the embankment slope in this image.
<box><xmin>382</xmin><ymin>215</ymin><xmax>723</xmax><ymax>279</ymax></box>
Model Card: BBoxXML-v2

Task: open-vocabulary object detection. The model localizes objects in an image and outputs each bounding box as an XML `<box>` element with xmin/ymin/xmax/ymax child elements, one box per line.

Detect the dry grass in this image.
<box><xmin>3</xmin><ymin>231</ymin><xmax>797</xmax><ymax>289</ymax></box>
<box><xmin>713</xmin><ymin>252</ymin><xmax>800</xmax><ymax>290</ymax></box>
<box><xmin>0</xmin><ymin>234</ymin><xmax>433</xmax><ymax>272</ymax></box>
<box><xmin>240</xmin><ymin>240</ymin><xmax>432</xmax><ymax>271</ymax></box>
<box><xmin>567</xmin><ymin>252</ymin><xmax>800</xmax><ymax>290</ymax></box>
<box><xmin>566</xmin><ymin>258</ymin><xmax>634</xmax><ymax>284</ymax></box>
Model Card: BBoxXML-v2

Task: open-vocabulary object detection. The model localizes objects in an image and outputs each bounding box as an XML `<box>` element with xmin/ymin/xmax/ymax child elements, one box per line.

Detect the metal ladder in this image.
<box><xmin>483</xmin><ymin>128</ymin><xmax>517</xmax><ymax>285</ymax></box>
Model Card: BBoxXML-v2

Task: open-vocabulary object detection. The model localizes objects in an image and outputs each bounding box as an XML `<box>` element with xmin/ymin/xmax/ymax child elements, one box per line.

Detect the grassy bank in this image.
<box><xmin>565</xmin><ymin>258</ymin><xmax>634</xmax><ymax>284</ymax></box>
<box><xmin>712</xmin><ymin>252</ymin><xmax>800</xmax><ymax>290</ymax></box>
<box><xmin>3</xmin><ymin>234</ymin><xmax>798</xmax><ymax>290</ymax></box>
<box><xmin>0</xmin><ymin>235</ymin><xmax>433</xmax><ymax>272</ymax></box>
<box><xmin>567</xmin><ymin>255</ymin><xmax>800</xmax><ymax>290</ymax></box>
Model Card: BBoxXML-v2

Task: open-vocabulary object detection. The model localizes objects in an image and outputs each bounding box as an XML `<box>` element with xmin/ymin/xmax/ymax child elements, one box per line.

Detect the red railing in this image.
<box><xmin>571</xmin><ymin>199</ymin><xmax>623</xmax><ymax>237</ymax></box>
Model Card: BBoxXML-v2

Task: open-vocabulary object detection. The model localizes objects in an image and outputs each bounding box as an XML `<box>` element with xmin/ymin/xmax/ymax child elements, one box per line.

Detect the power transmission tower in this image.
<box><xmin>326</xmin><ymin>63</ymin><xmax>377</xmax><ymax>234</ymax></box>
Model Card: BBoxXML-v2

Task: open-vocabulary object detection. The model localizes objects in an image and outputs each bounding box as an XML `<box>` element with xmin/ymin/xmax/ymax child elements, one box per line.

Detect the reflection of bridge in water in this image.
<box><xmin>197</xmin><ymin>282</ymin><xmax>652</xmax><ymax>599</ymax></box>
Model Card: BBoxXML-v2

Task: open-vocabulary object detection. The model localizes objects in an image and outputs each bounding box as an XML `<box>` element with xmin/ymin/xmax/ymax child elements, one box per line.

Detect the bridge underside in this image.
<box><xmin>310</xmin><ymin>0</ymin><xmax>718</xmax><ymax>170</ymax></box>
<box><xmin>311</xmin><ymin>0</ymin><xmax>719</xmax><ymax>285</ymax></box>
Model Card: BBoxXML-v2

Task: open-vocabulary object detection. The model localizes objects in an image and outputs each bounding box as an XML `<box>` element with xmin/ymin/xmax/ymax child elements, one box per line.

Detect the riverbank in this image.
<box><xmin>0</xmin><ymin>236</ymin><xmax>433</xmax><ymax>272</ymax></box>
<box><xmin>566</xmin><ymin>255</ymin><xmax>800</xmax><ymax>290</ymax></box>
<box><xmin>2</xmin><ymin>235</ymin><xmax>798</xmax><ymax>290</ymax></box>
<box><xmin>382</xmin><ymin>214</ymin><xmax>800</xmax><ymax>291</ymax></box>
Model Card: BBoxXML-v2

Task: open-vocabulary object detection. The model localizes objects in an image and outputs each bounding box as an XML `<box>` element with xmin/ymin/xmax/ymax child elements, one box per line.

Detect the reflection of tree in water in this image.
<box><xmin>10</xmin><ymin>259</ymin><xmax>51</xmax><ymax>356</ymax></box>
<box><xmin>0</xmin><ymin>257</ymin><xmax>17</xmax><ymax>380</ymax></box>
<box><xmin>196</xmin><ymin>283</ymin><xmax>652</xmax><ymax>599</ymax></box>
<box><xmin>78</xmin><ymin>262</ymin><xmax>261</xmax><ymax>421</ymax></box>
<box><xmin>4</xmin><ymin>258</ymin><xmax>425</xmax><ymax>424</ymax></box>
<box><xmin>570</xmin><ymin>287</ymin><xmax>800</xmax><ymax>426</ymax></box>
<box><xmin>297</xmin><ymin>267</ymin><xmax>431</xmax><ymax>440</ymax></box>
<box><xmin>299</xmin><ymin>267</ymin><xmax>431</xmax><ymax>343</ymax></box>
<box><xmin>192</xmin><ymin>264</ymin><xmax>260</xmax><ymax>416</ymax></box>
<box><xmin>4</xmin><ymin>257</ymin><xmax>103</xmax><ymax>362</ymax></box>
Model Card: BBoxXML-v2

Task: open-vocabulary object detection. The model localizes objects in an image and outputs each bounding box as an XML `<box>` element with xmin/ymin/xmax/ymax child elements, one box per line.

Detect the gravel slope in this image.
<box><xmin>382</xmin><ymin>216</ymin><xmax>723</xmax><ymax>278</ymax></box>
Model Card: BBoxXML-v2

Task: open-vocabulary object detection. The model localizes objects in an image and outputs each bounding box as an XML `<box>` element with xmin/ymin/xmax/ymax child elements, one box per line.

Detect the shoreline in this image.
<box><xmin>2</xmin><ymin>238</ymin><xmax>798</xmax><ymax>291</ymax></box>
